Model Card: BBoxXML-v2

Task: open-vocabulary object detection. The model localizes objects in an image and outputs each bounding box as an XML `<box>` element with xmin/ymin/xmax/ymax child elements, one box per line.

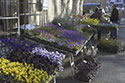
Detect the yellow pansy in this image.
<box><xmin>0</xmin><ymin>57</ymin><xmax>52</xmax><ymax>83</ymax></box>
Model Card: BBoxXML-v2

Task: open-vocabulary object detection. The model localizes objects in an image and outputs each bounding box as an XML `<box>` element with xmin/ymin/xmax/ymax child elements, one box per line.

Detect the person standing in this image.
<box><xmin>110</xmin><ymin>4</ymin><xmax>119</xmax><ymax>39</ymax></box>
<box><xmin>110</xmin><ymin>4</ymin><xmax>119</xmax><ymax>23</ymax></box>
<box><xmin>90</xmin><ymin>7</ymin><xmax>102</xmax><ymax>20</ymax></box>
<box><xmin>90</xmin><ymin>7</ymin><xmax>102</xmax><ymax>40</ymax></box>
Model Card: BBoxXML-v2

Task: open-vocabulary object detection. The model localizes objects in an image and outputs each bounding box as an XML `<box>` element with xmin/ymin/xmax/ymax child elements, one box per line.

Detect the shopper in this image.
<box><xmin>90</xmin><ymin>7</ymin><xmax>102</xmax><ymax>40</ymax></box>
<box><xmin>90</xmin><ymin>7</ymin><xmax>102</xmax><ymax>20</ymax></box>
<box><xmin>97</xmin><ymin>4</ymin><xmax>105</xmax><ymax>15</ymax></box>
<box><xmin>110</xmin><ymin>4</ymin><xmax>119</xmax><ymax>39</ymax></box>
<box><xmin>110</xmin><ymin>4</ymin><xmax>119</xmax><ymax>23</ymax></box>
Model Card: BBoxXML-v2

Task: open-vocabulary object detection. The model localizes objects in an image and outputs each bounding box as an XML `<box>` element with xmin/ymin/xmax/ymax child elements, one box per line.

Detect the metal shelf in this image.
<box><xmin>0</xmin><ymin>0</ymin><xmax>20</xmax><ymax>35</ymax></box>
<box><xmin>20</xmin><ymin>0</ymin><xmax>42</xmax><ymax>28</ymax></box>
<box><xmin>20</xmin><ymin>2</ymin><xmax>36</xmax><ymax>4</ymax></box>
<box><xmin>0</xmin><ymin>31</ymin><xmax>18</xmax><ymax>36</ymax></box>
<box><xmin>0</xmin><ymin>17</ymin><xmax>18</xmax><ymax>20</ymax></box>
<box><xmin>20</xmin><ymin>13</ymin><xmax>41</xmax><ymax>16</ymax></box>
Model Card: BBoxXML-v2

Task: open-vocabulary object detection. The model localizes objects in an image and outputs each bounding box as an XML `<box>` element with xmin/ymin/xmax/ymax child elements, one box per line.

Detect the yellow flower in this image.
<box><xmin>0</xmin><ymin>58</ymin><xmax>51</xmax><ymax>83</ymax></box>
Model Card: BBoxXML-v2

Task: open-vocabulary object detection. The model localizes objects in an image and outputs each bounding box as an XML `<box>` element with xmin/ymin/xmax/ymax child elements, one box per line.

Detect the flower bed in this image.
<box><xmin>0</xmin><ymin>57</ymin><xmax>51</xmax><ymax>83</ymax></box>
<box><xmin>0</xmin><ymin>38</ymin><xmax>65</xmax><ymax>76</ymax></box>
<box><xmin>26</xmin><ymin>24</ymin><xmax>91</xmax><ymax>52</ymax></box>
<box><xmin>0</xmin><ymin>37</ymin><xmax>34</xmax><ymax>58</ymax></box>
<box><xmin>7</xmin><ymin>47</ymin><xmax>65</xmax><ymax>75</ymax></box>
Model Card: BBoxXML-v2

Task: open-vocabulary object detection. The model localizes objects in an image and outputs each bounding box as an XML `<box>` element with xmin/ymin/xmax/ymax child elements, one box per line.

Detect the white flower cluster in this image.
<box><xmin>21</xmin><ymin>24</ymin><xmax>36</xmax><ymax>30</ymax></box>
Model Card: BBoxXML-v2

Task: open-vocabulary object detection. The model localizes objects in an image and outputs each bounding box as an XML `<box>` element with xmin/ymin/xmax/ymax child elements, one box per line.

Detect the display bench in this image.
<box><xmin>24</xmin><ymin>33</ymin><xmax>94</xmax><ymax>82</ymax></box>
<box><xmin>82</xmin><ymin>23</ymin><xmax>118</xmax><ymax>40</ymax></box>
<box><xmin>23</xmin><ymin>24</ymin><xmax>95</xmax><ymax>82</ymax></box>
<box><xmin>95</xmin><ymin>23</ymin><xmax>118</xmax><ymax>40</ymax></box>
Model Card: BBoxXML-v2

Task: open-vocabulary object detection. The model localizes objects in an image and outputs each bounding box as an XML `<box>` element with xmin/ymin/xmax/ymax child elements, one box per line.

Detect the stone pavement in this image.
<box><xmin>56</xmin><ymin>17</ymin><xmax>125</xmax><ymax>83</ymax></box>
<box><xmin>90</xmin><ymin>18</ymin><xmax>125</xmax><ymax>83</ymax></box>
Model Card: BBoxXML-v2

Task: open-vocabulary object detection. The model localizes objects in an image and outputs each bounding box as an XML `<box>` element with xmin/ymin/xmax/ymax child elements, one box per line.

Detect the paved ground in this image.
<box><xmin>56</xmin><ymin>17</ymin><xmax>125</xmax><ymax>83</ymax></box>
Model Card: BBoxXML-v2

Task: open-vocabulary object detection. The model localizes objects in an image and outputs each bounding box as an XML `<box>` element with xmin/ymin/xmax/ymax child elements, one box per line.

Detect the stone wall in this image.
<box><xmin>47</xmin><ymin>0</ymin><xmax>83</xmax><ymax>22</ymax></box>
<box><xmin>25</xmin><ymin>0</ymin><xmax>83</xmax><ymax>25</ymax></box>
<box><xmin>0</xmin><ymin>0</ymin><xmax>83</xmax><ymax>31</ymax></box>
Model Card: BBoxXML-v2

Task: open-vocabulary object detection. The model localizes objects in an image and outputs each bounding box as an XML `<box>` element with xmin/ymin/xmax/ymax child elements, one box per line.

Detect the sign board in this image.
<box><xmin>43</xmin><ymin>0</ymin><xmax>49</xmax><ymax>10</ymax></box>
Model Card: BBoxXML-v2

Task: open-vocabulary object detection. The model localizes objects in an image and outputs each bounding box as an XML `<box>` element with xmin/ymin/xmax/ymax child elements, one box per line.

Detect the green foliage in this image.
<box><xmin>98</xmin><ymin>37</ymin><xmax>122</xmax><ymax>53</ymax></box>
<box><xmin>52</xmin><ymin>17</ymin><xmax>80</xmax><ymax>30</ymax></box>
<box><xmin>82</xmin><ymin>27</ymin><xmax>97</xmax><ymax>33</ymax></box>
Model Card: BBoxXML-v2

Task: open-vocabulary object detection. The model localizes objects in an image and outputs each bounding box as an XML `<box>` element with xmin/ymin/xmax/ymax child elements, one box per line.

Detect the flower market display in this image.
<box><xmin>0</xmin><ymin>37</ymin><xmax>66</xmax><ymax>82</ymax></box>
<box><xmin>7</xmin><ymin>47</ymin><xmax>65</xmax><ymax>75</ymax></box>
<box><xmin>26</xmin><ymin>24</ymin><xmax>92</xmax><ymax>52</ymax></box>
<box><xmin>0</xmin><ymin>57</ymin><xmax>51</xmax><ymax>83</ymax></box>
<box><xmin>81</xmin><ymin>17</ymin><xmax>100</xmax><ymax>26</ymax></box>
<box><xmin>0</xmin><ymin>37</ymin><xmax>34</xmax><ymax>58</ymax></box>
<box><xmin>80</xmin><ymin>16</ymin><xmax>118</xmax><ymax>33</ymax></box>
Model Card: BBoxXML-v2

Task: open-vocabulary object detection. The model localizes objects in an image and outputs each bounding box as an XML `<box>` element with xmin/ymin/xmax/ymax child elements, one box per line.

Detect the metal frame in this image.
<box><xmin>0</xmin><ymin>0</ymin><xmax>20</xmax><ymax>36</ymax></box>
<box><xmin>20</xmin><ymin>0</ymin><xmax>42</xmax><ymax>27</ymax></box>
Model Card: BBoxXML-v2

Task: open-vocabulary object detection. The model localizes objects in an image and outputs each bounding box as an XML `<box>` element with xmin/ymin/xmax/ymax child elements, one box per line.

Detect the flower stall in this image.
<box><xmin>81</xmin><ymin>16</ymin><xmax>118</xmax><ymax>40</ymax></box>
<box><xmin>25</xmin><ymin>24</ymin><xmax>93</xmax><ymax>53</ymax></box>
<box><xmin>19</xmin><ymin>14</ymin><xmax>100</xmax><ymax>81</ymax></box>
<box><xmin>22</xmin><ymin>22</ymin><xmax>97</xmax><ymax>81</ymax></box>
<box><xmin>0</xmin><ymin>0</ymin><xmax>101</xmax><ymax>82</ymax></box>
<box><xmin>0</xmin><ymin>37</ymin><xmax>66</xmax><ymax>83</ymax></box>
<box><xmin>0</xmin><ymin>14</ymin><xmax>99</xmax><ymax>82</ymax></box>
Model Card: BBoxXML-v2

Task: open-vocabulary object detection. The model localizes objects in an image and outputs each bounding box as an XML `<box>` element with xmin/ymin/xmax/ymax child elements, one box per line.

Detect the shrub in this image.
<box><xmin>98</xmin><ymin>37</ymin><xmax>122</xmax><ymax>53</ymax></box>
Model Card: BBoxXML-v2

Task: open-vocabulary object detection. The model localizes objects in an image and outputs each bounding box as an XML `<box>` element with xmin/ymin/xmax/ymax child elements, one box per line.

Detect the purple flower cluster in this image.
<box><xmin>60</xmin><ymin>30</ymin><xmax>88</xmax><ymax>42</ymax></box>
<box><xmin>44</xmin><ymin>24</ymin><xmax>88</xmax><ymax>48</ymax></box>
<box><xmin>0</xmin><ymin>37</ymin><xmax>66</xmax><ymax>75</ymax></box>
<box><xmin>0</xmin><ymin>38</ymin><xmax>34</xmax><ymax>50</ymax></box>
<box><xmin>37</xmin><ymin>30</ymin><xmax>56</xmax><ymax>42</ymax></box>
<box><xmin>32</xmin><ymin>47</ymin><xmax>65</xmax><ymax>72</ymax></box>
<box><xmin>43</xmin><ymin>24</ymin><xmax>88</xmax><ymax>43</ymax></box>
<box><xmin>0</xmin><ymin>38</ymin><xmax>34</xmax><ymax>57</ymax></box>
<box><xmin>27</xmin><ymin>23</ymin><xmax>90</xmax><ymax>50</ymax></box>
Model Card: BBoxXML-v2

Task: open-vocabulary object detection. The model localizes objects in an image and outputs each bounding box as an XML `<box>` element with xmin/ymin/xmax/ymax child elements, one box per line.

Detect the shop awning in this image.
<box><xmin>83</xmin><ymin>3</ymin><xmax>100</xmax><ymax>7</ymax></box>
